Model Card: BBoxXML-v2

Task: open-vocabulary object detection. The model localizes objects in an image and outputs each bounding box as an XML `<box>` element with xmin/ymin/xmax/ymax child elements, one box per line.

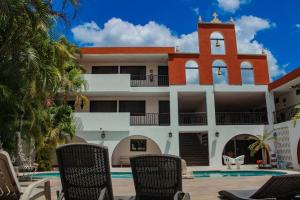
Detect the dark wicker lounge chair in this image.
<box><xmin>56</xmin><ymin>143</ymin><xmax>114</xmax><ymax>200</ymax></box>
<box><xmin>218</xmin><ymin>174</ymin><xmax>300</xmax><ymax>200</ymax></box>
<box><xmin>130</xmin><ymin>154</ymin><xmax>187</xmax><ymax>200</ymax></box>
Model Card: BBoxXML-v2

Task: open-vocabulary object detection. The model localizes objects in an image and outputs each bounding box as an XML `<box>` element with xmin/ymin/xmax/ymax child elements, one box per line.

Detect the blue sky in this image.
<box><xmin>56</xmin><ymin>0</ymin><xmax>300</xmax><ymax>80</ymax></box>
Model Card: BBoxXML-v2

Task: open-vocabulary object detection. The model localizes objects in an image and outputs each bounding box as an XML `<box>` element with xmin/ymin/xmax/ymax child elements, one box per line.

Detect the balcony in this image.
<box><xmin>84</xmin><ymin>74</ymin><xmax>131</xmax><ymax>92</ymax></box>
<box><xmin>274</xmin><ymin>103</ymin><xmax>300</xmax><ymax>124</ymax></box>
<box><xmin>130</xmin><ymin>75</ymin><xmax>169</xmax><ymax>87</ymax></box>
<box><xmin>179</xmin><ymin>112</ymin><xmax>208</xmax><ymax>126</ymax></box>
<box><xmin>130</xmin><ymin>113</ymin><xmax>170</xmax><ymax>126</ymax></box>
<box><xmin>74</xmin><ymin>112</ymin><xmax>130</xmax><ymax>131</ymax></box>
<box><xmin>216</xmin><ymin>112</ymin><xmax>268</xmax><ymax>125</ymax></box>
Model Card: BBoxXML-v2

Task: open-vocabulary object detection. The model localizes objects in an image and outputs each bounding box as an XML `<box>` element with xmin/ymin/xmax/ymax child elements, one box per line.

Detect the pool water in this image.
<box><xmin>32</xmin><ymin>170</ymin><xmax>286</xmax><ymax>179</ymax></box>
<box><xmin>193</xmin><ymin>170</ymin><xmax>286</xmax><ymax>178</ymax></box>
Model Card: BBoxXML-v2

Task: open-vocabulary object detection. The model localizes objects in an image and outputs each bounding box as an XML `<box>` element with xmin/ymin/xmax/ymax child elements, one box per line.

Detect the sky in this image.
<box><xmin>55</xmin><ymin>0</ymin><xmax>300</xmax><ymax>80</ymax></box>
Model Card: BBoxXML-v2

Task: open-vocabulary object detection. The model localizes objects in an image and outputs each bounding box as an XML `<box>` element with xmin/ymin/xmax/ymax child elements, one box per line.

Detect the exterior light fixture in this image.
<box><xmin>168</xmin><ymin>132</ymin><xmax>173</xmax><ymax>138</ymax></box>
<box><xmin>273</xmin><ymin>132</ymin><xmax>277</xmax><ymax>140</ymax></box>
<box><xmin>100</xmin><ymin>128</ymin><xmax>105</xmax><ymax>139</ymax></box>
<box><xmin>215</xmin><ymin>132</ymin><xmax>220</xmax><ymax>137</ymax></box>
<box><xmin>217</xmin><ymin>67</ymin><xmax>222</xmax><ymax>76</ymax></box>
<box><xmin>101</xmin><ymin>131</ymin><xmax>106</xmax><ymax>139</ymax></box>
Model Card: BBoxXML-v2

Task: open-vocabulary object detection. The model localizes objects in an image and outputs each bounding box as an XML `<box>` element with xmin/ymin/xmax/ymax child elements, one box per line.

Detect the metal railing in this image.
<box><xmin>216</xmin><ymin>112</ymin><xmax>268</xmax><ymax>125</ymax></box>
<box><xmin>179</xmin><ymin>112</ymin><xmax>208</xmax><ymax>125</ymax></box>
<box><xmin>273</xmin><ymin>103</ymin><xmax>300</xmax><ymax>124</ymax></box>
<box><xmin>130</xmin><ymin>75</ymin><xmax>169</xmax><ymax>87</ymax></box>
<box><xmin>130</xmin><ymin>113</ymin><xmax>170</xmax><ymax>126</ymax></box>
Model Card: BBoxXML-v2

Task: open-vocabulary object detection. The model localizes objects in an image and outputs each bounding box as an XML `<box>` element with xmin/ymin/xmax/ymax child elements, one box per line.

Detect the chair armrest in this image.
<box><xmin>20</xmin><ymin>178</ymin><xmax>51</xmax><ymax>200</ymax></box>
<box><xmin>57</xmin><ymin>191</ymin><xmax>64</xmax><ymax>200</ymax></box>
<box><xmin>98</xmin><ymin>187</ymin><xmax>108</xmax><ymax>200</ymax></box>
<box><xmin>174</xmin><ymin>191</ymin><xmax>191</xmax><ymax>200</ymax></box>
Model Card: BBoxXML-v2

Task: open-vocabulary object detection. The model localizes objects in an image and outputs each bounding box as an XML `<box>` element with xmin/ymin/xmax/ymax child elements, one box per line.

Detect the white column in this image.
<box><xmin>206</xmin><ymin>87</ymin><xmax>216</xmax><ymax>128</ymax></box>
<box><xmin>206</xmin><ymin>87</ymin><xmax>219</xmax><ymax>166</ymax></box>
<box><xmin>170</xmin><ymin>88</ymin><xmax>179</xmax><ymax>127</ymax></box>
<box><xmin>169</xmin><ymin>88</ymin><xmax>180</xmax><ymax>155</ymax></box>
<box><xmin>266</xmin><ymin>91</ymin><xmax>275</xmax><ymax>125</ymax></box>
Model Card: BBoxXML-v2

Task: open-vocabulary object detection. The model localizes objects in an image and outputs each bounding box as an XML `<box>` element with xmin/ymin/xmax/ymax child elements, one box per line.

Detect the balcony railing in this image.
<box><xmin>216</xmin><ymin>112</ymin><xmax>268</xmax><ymax>125</ymax></box>
<box><xmin>130</xmin><ymin>113</ymin><xmax>170</xmax><ymax>126</ymax></box>
<box><xmin>179</xmin><ymin>112</ymin><xmax>208</xmax><ymax>126</ymax></box>
<box><xmin>274</xmin><ymin>103</ymin><xmax>300</xmax><ymax>124</ymax></box>
<box><xmin>130</xmin><ymin>75</ymin><xmax>169</xmax><ymax>87</ymax></box>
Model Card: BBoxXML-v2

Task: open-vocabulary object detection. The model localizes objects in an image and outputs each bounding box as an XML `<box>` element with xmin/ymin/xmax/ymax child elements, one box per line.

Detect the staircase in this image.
<box><xmin>179</xmin><ymin>133</ymin><xmax>209</xmax><ymax>166</ymax></box>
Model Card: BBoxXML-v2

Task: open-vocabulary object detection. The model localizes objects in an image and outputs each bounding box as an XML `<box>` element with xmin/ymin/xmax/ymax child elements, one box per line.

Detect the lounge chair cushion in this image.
<box><xmin>219</xmin><ymin>189</ymin><xmax>257</xmax><ymax>200</ymax></box>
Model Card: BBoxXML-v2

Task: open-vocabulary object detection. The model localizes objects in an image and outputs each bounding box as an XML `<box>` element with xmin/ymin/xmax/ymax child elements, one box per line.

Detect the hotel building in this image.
<box><xmin>68</xmin><ymin>15</ymin><xmax>300</xmax><ymax>169</ymax></box>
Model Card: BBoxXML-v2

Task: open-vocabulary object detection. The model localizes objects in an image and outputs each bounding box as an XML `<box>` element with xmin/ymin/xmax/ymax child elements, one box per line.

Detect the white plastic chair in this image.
<box><xmin>223</xmin><ymin>155</ymin><xmax>235</xmax><ymax>169</ymax></box>
<box><xmin>235</xmin><ymin>155</ymin><xmax>245</xmax><ymax>170</ymax></box>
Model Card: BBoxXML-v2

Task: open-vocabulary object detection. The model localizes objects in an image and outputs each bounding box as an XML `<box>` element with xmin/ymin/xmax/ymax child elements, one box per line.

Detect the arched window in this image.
<box><xmin>210</xmin><ymin>32</ymin><xmax>225</xmax><ymax>55</ymax></box>
<box><xmin>185</xmin><ymin>60</ymin><xmax>199</xmax><ymax>85</ymax></box>
<box><xmin>241</xmin><ymin>61</ymin><xmax>254</xmax><ymax>84</ymax></box>
<box><xmin>212</xmin><ymin>60</ymin><xmax>228</xmax><ymax>84</ymax></box>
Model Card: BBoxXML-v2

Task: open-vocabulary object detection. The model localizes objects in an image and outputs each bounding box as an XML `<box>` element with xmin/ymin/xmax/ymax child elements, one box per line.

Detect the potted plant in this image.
<box><xmin>248</xmin><ymin>133</ymin><xmax>273</xmax><ymax>169</ymax></box>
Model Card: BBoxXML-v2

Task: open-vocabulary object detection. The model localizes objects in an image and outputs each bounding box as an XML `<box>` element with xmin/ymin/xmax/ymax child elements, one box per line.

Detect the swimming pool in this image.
<box><xmin>32</xmin><ymin>170</ymin><xmax>286</xmax><ymax>179</ymax></box>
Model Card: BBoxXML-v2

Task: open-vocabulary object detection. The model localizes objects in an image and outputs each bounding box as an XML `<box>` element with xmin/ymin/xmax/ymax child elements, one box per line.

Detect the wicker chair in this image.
<box><xmin>0</xmin><ymin>150</ymin><xmax>51</xmax><ymax>200</ymax></box>
<box><xmin>130</xmin><ymin>154</ymin><xmax>186</xmax><ymax>200</ymax></box>
<box><xmin>56</xmin><ymin>144</ymin><xmax>113</xmax><ymax>200</ymax></box>
<box><xmin>219</xmin><ymin>174</ymin><xmax>300</xmax><ymax>200</ymax></box>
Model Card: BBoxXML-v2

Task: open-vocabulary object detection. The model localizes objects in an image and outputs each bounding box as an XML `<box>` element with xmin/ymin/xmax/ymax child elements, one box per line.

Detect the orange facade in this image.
<box><xmin>168</xmin><ymin>22</ymin><xmax>269</xmax><ymax>85</ymax></box>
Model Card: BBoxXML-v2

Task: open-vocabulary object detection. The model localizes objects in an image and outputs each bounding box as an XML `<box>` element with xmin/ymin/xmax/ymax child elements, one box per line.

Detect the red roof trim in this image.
<box><xmin>269</xmin><ymin>67</ymin><xmax>300</xmax><ymax>91</ymax></box>
<box><xmin>80</xmin><ymin>47</ymin><xmax>175</xmax><ymax>54</ymax></box>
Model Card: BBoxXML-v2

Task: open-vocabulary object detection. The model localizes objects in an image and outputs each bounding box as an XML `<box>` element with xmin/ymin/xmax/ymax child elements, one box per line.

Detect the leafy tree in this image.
<box><xmin>248</xmin><ymin>133</ymin><xmax>273</xmax><ymax>165</ymax></box>
<box><xmin>0</xmin><ymin>0</ymin><xmax>87</xmax><ymax>168</ymax></box>
<box><xmin>291</xmin><ymin>105</ymin><xmax>300</xmax><ymax>127</ymax></box>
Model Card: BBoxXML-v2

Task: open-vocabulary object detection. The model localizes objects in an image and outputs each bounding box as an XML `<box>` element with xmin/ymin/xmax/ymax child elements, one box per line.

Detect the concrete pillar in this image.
<box><xmin>169</xmin><ymin>88</ymin><xmax>180</xmax><ymax>155</ymax></box>
<box><xmin>266</xmin><ymin>91</ymin><xmax>275</xmax><ymax>125</ymax></box>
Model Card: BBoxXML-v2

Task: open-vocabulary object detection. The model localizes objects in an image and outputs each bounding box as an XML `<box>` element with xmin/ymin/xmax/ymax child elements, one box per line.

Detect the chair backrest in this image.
<box><xmin>235</xmin><ymin>155</ymin><xmax>245</xmax><ymax>164</ymax></box>
<box><xmin>223</xmin><ymin>155</ymin><xmax>234</xmax><ymax>164</ymax></box>
<box><xmin>130</xmin><ymin>154</ymin><xmax>182</xmax><ymax>200</ymax></box>
<box><xmin>0</xmin><ymin>150</ymin><xmax>21</xmax><ymax>199</ymax></box>
<box><xmin>56</xmin><ymin>144</ymin><xmax>113</xmax><ymax>200</ymax></box>
<box><xmin>251</xmin><ymin>174</ymin><xmax>300</xmax><ymax>199</ymax></box>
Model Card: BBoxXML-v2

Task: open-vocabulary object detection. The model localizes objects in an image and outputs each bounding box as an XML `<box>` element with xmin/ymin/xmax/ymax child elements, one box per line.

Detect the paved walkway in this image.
<box><xmin>32</xmin><ymin>176</ymin><xmax>269</xmax><ymax>200</ymax></box>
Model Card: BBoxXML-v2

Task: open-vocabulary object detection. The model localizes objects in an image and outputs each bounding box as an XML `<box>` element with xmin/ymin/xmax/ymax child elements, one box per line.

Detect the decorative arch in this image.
<box><xmin>210</xmin><ymin>32</ymin><xmax>226</xmax><ymax>55</ymax></box>
<box><xmin>212</xmin><ymin>60</ymin><xmax>228</xmax><ymax>84</ymax></box>
<box><xmin>241</xmin><ymin>61</ymin><xmax>254</xmax><ymax>85</ymax></box>
<box><xmin>111</xmin><ymin>135</ymin><xmax>162</xmax><ymax>167</ymax></box>
<box><xmin>185</xmin><ymin>60</ymin><xmax>199</xmax><ymax>85</ymax></box>
<box><xmin>222</xmin><ymin>134</ymin><xmax>267</xmax><ymax>164</ymax></box>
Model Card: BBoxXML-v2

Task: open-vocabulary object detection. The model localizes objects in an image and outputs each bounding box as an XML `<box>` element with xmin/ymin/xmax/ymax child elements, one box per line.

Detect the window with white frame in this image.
<box><xmin>185</xmin><ymin>60</ymin><xmax>199</xmax><ymax>85</ymax></box>
<box><xmin>210</xmin><ymin>32</ymin><xmax>225</xmax><ymax>55</ymax></box>
<box><xmin>212</xmin><ymin>60</ymin><xmax>228</xmax><ymax>84</ymax></box>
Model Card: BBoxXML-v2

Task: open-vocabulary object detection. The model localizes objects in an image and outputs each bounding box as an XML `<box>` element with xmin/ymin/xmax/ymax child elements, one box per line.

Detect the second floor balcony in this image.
<box><xmin>179</xmin><ymin>112</ymin><xmax>208</xmax><ymax>126</ymax></box>
<box><xmin>216</xmin><ymin>112</ymin><xmax>268</xmax><ymax>125</ymax></box>
<box><xmin>130</xmin><ymin>75</ymin><xmax>169</xmax><ymax>87</ymax></box>
<box><xmin>130</xmin><ymin>113</ymin><xmax>170</xmax><ymax>126</ymax></box>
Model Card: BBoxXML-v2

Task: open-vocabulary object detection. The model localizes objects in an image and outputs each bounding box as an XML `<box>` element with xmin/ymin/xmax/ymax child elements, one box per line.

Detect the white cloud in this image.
<box><xmin>217</xmin><ymin>0</ymin><xmax>251</xmax><ymax>13</ymax></box>
<box><xmin>235</xmin><ymin>16</ymin><xmax>284</xmax><ymax>79</ymax></box>
<box><xmin>72</xmin><ymin>16</ymin><xmax>284</xmax><ymax>80</ymax></box>
<box><xmin>72</xmin><ymin>18</ymin><xmax>198</xmax><ymax>52</ymax></box>
<box><xmin>296</xmin><ymin>24</ymin><xmax>300</xmax><ymax>28</ymax></box>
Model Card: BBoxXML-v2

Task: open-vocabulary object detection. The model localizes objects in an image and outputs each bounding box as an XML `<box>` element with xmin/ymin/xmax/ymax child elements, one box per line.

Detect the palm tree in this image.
<box><xmin>248</xmin><ymin>133</ymin><xmax>273</xmax><ymax>165</ymax></box>
<box><xmin>291</xmin><ymin>104</ymin><xmax>300</xmax><ymax>127</ymax></box>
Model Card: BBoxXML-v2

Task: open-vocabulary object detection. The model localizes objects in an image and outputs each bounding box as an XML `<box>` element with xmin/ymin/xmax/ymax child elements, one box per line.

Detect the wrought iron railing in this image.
<box><xmin>216</xmin><ymin>112</ymin><xmax>268</xmax><ymax>125</ymax></box>
<box><xmin>130</xmin><ymin>75</ymin><xmax>169</xmax><ymax>87</ymax></box>
<box><xmin>273</xmin><ymin>103</ymin><xmax>300</xmax><ymax>124</ymax></box>
<box><xmin>130</xmin><ymin>113</ymin><xmax>170</xmax><ymax>126</ymax></box>
<box><xmin>179</xmin><ymin>112</ymin><xmax>208</xmax><ymax>125</ymax></box>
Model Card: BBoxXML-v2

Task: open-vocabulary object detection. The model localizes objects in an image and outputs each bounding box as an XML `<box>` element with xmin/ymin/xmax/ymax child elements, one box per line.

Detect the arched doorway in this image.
<box><xmin>111</xmin><ymin>135</ymin><xmax>162</xmax><ymax>167</ymax></box>
<box><xmin>222</xmin><ymin>134</ymin><xmax>266</xmax><ymax>164</ymax></box>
